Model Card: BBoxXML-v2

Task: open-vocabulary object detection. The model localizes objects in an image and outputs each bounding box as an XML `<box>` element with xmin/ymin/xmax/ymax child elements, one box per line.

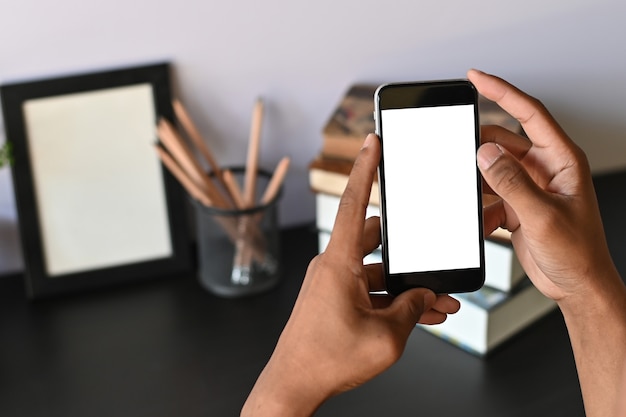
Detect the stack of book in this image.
<box><xmin>310</xmin><ymin>84</ymin><xmax>557</xmax><ymax>356</ymax></box>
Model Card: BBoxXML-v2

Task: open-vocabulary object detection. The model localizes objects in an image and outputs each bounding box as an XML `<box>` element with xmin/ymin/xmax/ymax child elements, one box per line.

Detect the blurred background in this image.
<box><xmin>1</xmin><ymin>0</ymin><xmax>625</xmax><ymax>275</ymax></box>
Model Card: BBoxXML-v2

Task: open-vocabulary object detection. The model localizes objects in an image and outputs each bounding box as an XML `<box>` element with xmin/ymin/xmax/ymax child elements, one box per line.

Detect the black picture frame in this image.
<box><xmin>0</xmin><ymin>62</ymin><xmax>191</xmax><ymax>299</ymax></box>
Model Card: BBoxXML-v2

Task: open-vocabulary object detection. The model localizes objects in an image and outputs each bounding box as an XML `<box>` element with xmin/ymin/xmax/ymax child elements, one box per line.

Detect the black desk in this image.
<box><xmin>1</xmin><ymin>170</ymin><xmax>625</xmax><ymax>417</ymax></box>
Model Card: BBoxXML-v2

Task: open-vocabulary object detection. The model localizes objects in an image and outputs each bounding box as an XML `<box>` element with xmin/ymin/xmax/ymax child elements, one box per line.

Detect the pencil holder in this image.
<box><xmin>193</xmin><ymin>167</ymin><xmax>282</xmax><ymax>297</ymax></box>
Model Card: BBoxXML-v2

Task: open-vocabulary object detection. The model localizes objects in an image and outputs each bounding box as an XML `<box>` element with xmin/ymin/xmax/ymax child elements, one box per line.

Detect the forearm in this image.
<box><xmin>559</xmin><ymin>266</ymin><xmax>626</xmax><ymax>417</ymax></box>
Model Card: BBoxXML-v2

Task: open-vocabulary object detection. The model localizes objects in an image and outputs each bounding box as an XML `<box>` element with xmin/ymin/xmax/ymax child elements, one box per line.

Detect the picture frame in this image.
<box><xmin>0</xmin><ymin>62</ymin><xmax>191</xmax><ymax>299</ymax></box>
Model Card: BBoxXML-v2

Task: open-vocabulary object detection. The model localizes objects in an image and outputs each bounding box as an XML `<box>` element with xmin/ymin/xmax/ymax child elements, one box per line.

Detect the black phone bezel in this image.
<box><xmin>374</xmin><ymin>80</ymin><xmax>485</xmax><ymax>295</ymax></box>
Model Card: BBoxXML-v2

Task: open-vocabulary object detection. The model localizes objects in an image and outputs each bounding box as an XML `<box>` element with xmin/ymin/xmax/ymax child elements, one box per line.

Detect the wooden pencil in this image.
<box><xmin>252</xmin><ymin>157</ymin><xmax>290</xmax><ymax>225</ymax></box>
<box><xmin>243</xmin><ymin>98</ymin><xmax>264</xmax><ymax>208</ymax></box>
<box><xmin>154</xmin><ymin>144</ymin><xmax>212</xmax><ymax>207</ymax></box>
<box><xmin>172</xmin><ymin>99</ymin><xmax>222</xmax><ymax>175</ymax></box>
<box><xmin>222</xmin><ymin>169</ymin><xmax>247</xmax><ymax>209</ymax></box>
<box><xmin>157</xmin><ymin>118</ymin><xmax>231</xmax><ymax>209</ymax></box>
<box><xmin>172</xmin><ymin>99</ymin><xmax>237</xmax><ymax>205</ymax></box>
<box><xmin>260</xmin><ymin>156</ymin><xmax>290</xmax><ymax>205</ymax></box>
<box><xmin>238</xmin><ymin>98</ymin><xmax>267</xmax><ymax>276</ymax></box>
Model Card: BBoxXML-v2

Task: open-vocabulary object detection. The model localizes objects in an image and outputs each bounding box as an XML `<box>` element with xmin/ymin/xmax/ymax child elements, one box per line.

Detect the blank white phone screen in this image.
<box><xmin>381</xmin><ymin>104</ymin><xmax>480</xmax><ymax>274</ymax></box>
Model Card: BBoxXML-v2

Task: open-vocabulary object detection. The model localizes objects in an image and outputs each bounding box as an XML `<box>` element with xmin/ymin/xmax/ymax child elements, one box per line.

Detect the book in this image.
<box><xmin>419</xmin><ymin>279</ymin><xmax>557</xmax><ymax>356</ymax></box>
<box><xmin>321</xmin><ymin>84</ymin><xmax>378</xmax><ymax>160</ymax></box>
<box><xmin>321</xmin><ymin>86</ymin><xmax>524</xmax><ymax>162</ymax></box>
<box><xmin>309</xmin><ymin>156</ymin><xmax>379</xmax><ymax>205</ymax></box>
<box><xmin>483</xmin><ymin>237</ymin><xmax>525</xmax><ymax>292</ymax></box>
<box><xmin>314</xmin><ymin>192</ymin><xmax>524</xmax><ymax>291</ymax></box>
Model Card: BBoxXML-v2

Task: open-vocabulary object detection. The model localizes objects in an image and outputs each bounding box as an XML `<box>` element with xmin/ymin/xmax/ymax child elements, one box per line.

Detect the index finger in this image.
<box><xmin>467</xmin><ymin>69</ymin><xmax>573</xmax><ymax>151</ymax></box>
<box><xmin>326</xmin><ymin>133</ymin><xmax>380</xmax><ymax>255</ymax></box>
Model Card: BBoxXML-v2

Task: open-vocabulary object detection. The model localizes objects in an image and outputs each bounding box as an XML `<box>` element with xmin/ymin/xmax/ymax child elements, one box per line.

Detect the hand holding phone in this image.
<box><xmin>374</xmin><ymin>80</ymin><xmax>485</xmax><ymax>294</ymax></box>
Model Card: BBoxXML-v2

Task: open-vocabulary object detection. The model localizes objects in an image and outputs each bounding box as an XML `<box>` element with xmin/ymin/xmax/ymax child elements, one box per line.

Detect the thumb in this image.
<box><xmin>477</xmin><ymin>142</ymin><xmax>546</xmax><ymax>217</ymax></box>
<box><xmin>386</xmin><ymin>288</ymin><xmax>436</xmax><ymax>327</ymax></box>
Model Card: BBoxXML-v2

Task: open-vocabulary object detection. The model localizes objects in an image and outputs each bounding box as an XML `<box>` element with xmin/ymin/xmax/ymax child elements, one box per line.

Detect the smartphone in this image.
<box><xmin>374</xmin><ymin>80</ymin><xmax>484</xmax><ymax>294</ymax></box>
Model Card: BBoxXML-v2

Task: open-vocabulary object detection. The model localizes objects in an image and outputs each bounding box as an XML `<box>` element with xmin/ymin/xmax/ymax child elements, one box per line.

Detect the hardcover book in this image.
<box><xmin>419</xmin><ymin>279</ymin><xmax>556</xmax><ymax>356</ymax></box>
<box><xmin>483</xmin><ymin>237</ymin><xmax>525</xmax><ymax>292</ymax></box>
<box><xmin>309</xmin><ymin>157</ymin><xmax>379</xmax><ymax>205</ymax></box>
<box><xmin>321</xmin><ymin>84</ymin><xmax>378</xmax><ymax>161</ymax></box>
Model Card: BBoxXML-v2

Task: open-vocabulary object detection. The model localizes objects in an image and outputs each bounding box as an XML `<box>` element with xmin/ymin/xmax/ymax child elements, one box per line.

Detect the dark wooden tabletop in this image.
<box><xmin>1</xmin><ymin>170</ymin><xmax>625</xmax><ymax>417</ymax></box>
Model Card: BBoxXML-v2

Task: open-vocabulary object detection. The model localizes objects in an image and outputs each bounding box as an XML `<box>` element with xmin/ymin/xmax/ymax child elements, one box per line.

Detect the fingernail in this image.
<box><xmin>467</xmin><ymin>68</ymin><xmax>484</xmax><ymax>80</ymax></box>
<box><xmin>477</xmin><ymin>143</ymin><xmax>504</xmax><ymax>170</ymax></box>
<box><xmin>361</xmin><ymin>133</ymin><xmax>375</xmax><ymax>150</ymax></box>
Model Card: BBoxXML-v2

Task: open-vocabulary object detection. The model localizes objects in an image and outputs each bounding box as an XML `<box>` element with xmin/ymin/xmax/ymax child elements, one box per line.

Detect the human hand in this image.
<box><xmin>241</xmin><ymin>133</ymin><xmax>460</xmax><ymax>417</ymax></box>
<box><xmin>470</xmin><ymin>69</ymin><xmax>626</xmax><ymax>417</ymax></box>
<box><xmin>469</xmin><ymin>69</ymin><xmax>621</xmax><ymax>304</ymax></box>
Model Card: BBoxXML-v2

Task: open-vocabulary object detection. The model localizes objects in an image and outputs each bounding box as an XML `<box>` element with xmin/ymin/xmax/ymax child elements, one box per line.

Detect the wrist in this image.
<box><xmin>241</xmin><ymin>350</ymin><xmax>327</xmax><ymax>417</ymax></box>
<box><xmin>241</xmin><ymin>390</ymin><xmax>315</xmax><ymax>417</ymax></box>
<box><xmin>556</xmin><ymin>266</ymin><xmax>626</xmax><ymax>417</ymax></box>
<box><xmin>558</xmin><ymin>265</ymin><xmax>626</xmax><ymax>326</ymax></box>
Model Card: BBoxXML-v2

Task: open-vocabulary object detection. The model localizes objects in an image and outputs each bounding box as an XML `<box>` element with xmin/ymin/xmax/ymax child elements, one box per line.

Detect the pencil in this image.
<box><xmin>260</xmin><ymin>157</ymin><xmax>290</xmax><ymax>205</ymax></box>
<box><xmin>243</xmin><ymin>98</ymin><xmax>264</xmax><ymax>208</ymax></box>
<box><xmin>253</xmin><ymin>157</ymin><xmax>290</xmax><ymax>225</ymax></box>
<box><xmin>172</xmin><ymin>99</ymin><xmax>222</xmax><ymax>175</ymax></box>
<box><xmin>222</xmin><ymin>169</ymin><xmax>247</xmax><ymax>209</ymax></box>
<box><xmin>154</xmin><ymin>144</ymin><xmax>212</xmax><ymax>207</ymax></box>
<box><xmin>237</xmin><ymin>98</ymin><xmax>266</xmax><ymax>279</ymax></box>
<box><xmin>157</xmin><ymin>118</ymin><xmax>231</xmax><ymax>209</ymax></box>
<box><xmin>172</xmin><ymin>99</ymin><xmax>237</xmax><ymax>205</ymax></box>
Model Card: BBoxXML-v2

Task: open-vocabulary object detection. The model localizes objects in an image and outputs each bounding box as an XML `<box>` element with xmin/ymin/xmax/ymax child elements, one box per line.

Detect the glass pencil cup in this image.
<box><xmin>193</xmin><ymin>168</ymin><xmax>281</xmax><ymax>298</ymax></box>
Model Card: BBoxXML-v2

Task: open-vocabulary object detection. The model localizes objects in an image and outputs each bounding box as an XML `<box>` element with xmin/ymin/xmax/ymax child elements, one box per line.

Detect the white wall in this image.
<box><xmin>1</xmin><ymin>0</ymin><xmax>625</xmax><ymax>274</ymax></box>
